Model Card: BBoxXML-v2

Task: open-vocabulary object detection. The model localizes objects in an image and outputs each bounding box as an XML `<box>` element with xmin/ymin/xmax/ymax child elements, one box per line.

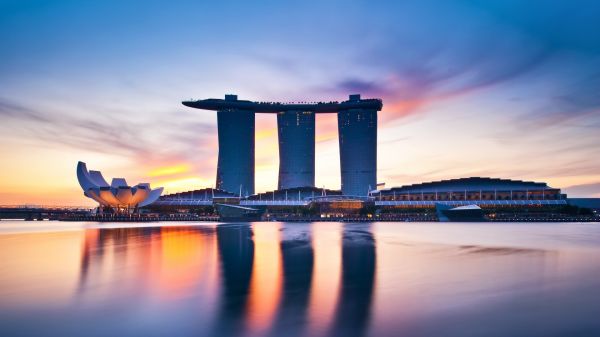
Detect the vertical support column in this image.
<box><xmin>277</xmin><ymin>110</ymin><xmax>315</xmax><ymax>189</ymax></box>
<box><xmin>216</xmin><ymin>109</ymin><xmax>255</xmax><ymax>196</ymax></box>
<box><xmin>338</xmin><ymin>106</ymin><xmax>377</xmax><ymax>196</ymax></box>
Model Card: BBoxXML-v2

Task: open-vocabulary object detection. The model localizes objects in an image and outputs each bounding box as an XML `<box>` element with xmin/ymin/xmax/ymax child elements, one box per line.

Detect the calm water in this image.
<box><xmin>1</xmin><ymin>221</ymin><xmax>600</xmax><ymax>337</ymax></box>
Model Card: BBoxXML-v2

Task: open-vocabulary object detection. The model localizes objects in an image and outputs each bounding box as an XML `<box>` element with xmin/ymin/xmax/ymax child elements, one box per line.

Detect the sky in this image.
<box><xmin>1</xmin><ymin>0</ymin><xmax>599</xmax><ymax>205</ymax></box>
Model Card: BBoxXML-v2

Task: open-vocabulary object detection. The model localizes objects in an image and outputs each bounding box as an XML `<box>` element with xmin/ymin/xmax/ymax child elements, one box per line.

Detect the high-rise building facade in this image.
<box><xmin>183</xmin><ymin>94</ymin><xmax>381</xmax><ymax>196</ymax></box>
<box><xmin>338</xmin><ymin>105</ymin><xmax>378</xmax><ymax>196</ymax></box>
<box><xmin>277</xmin><ymin>110</ymin><xmax>315</xmax><ymax>189</ymax></box>
<box><xmin>216</xmin><ymin>102</ymin><xmax>255</xmax><ymax>196</ymax></box>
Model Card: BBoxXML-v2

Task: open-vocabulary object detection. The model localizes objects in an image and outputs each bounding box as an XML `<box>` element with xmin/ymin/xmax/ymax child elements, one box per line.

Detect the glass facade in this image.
<box><xmin>216</xmin><ymin>109</ymin><xmax>255</xmax><ymax>196</ymax></box>
<box><xmin>277</xmin><ymin>111</ymin><xmax>315</xmax><ymax>189</ymax></box>
<box><xmin>338</xmin><ymin>109</ymin><xmax>377</xmax><ymax>196</ymax></box>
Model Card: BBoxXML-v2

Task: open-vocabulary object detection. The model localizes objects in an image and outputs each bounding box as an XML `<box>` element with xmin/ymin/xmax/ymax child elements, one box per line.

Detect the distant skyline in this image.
<box><xmin>1</xmin><ymin>0</ymin><xmax>599</xmax><ymax>205</ymax></box>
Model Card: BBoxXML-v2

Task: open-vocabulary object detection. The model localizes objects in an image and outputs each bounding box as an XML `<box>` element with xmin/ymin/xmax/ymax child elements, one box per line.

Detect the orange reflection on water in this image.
<box><xmin>307</xmin><ymin>222</ymin><xmax>342</xmax><ymax>336</ymax></box>
<box><xmin>148</xmin><ymin>226</ymin><xmax>219</xmax><ymax>299</ymax></box>
<box><xmin>78</xmin><ymin>228</ymin><xmax>149</xmax><ymax>301</ymax></box>
<box><xmin>76</xmin><ymin>226</ymin><xmax>220</xmax><ymax>302</ymax></box>
<box><xmin>0</xmin><ymin>230</ymin><xmax>84</xmax><ymax>307</ymax></box>
<box><xmin>246</xmin><ymin>222</ymin><xmax>283</xmax><ymax>335</ymax></box>
<box><xmin>78</xmin><ymin>228</ymin><xmax>158</xmax><ymax>301</ymax></box>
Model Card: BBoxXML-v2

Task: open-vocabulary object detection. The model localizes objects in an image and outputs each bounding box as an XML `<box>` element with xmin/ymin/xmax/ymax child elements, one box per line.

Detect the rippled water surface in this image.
<box><xmin>1</xmin><ymin>221</ymin><xmax>600</xmax><ymax>337</ymax></box>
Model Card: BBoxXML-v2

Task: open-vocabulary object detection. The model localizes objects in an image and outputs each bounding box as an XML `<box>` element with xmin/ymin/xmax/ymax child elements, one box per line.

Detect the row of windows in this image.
<box><xmin>375</xmin><ymin>193</ymin><xmax>561</xmax><ymax>201</ymax></box>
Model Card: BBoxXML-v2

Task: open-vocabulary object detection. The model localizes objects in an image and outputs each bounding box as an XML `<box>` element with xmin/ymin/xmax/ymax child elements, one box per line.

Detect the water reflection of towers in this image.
<box><xmin>77</xmin><ymin>223</ymin><xmax>376</xmax><ymax>337</ymax></box>
<box><xmin>213</xmin><ymin>223</ymin><xmax>376</xmax><ymax>337</ymax></box>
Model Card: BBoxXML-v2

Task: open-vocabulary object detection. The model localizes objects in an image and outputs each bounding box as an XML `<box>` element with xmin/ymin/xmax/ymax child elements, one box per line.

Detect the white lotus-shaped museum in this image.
<box><xmin>77</xmin><ymin>161</ymin><xmax>163</xmax><ymax>209</ymax></box>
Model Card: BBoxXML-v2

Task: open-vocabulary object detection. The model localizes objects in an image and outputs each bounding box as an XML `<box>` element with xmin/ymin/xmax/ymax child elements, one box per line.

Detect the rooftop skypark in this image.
<box><xmin>183</xmin><ymin>94</ymin><xmax>382</xmax><ymax>196</ymax></box>
<box><xmin>182</xmin><ymin>94</ymin><xmax>383</xmax><ymax>113</ymax></box>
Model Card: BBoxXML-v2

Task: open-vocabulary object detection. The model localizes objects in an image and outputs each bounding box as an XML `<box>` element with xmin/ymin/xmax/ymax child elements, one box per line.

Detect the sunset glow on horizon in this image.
<box><xmin>1</xmin><ymin>0</ymin><xmax>599</xmax><ymax>205</ymax></box>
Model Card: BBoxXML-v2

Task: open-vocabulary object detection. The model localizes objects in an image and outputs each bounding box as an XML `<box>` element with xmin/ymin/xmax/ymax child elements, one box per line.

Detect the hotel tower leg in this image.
<box><xmin>216</xmin><ymin>109</ymin><xmax>255</xmax><ymax>196</ymax></box>
<box><xmin>277</xmin><ymin>110</ymin><xmax>315</xmax><ymax>189</ymax></box>
<box><xmin>338</xmin><ymin>103</ymin><xmax>377</xmax><ymax>196</ymax></box>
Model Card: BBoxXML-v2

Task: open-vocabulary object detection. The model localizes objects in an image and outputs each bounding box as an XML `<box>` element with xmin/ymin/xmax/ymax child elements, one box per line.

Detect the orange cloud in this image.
<box><xmin>147</xmin><ymin>164</ymin><xmax>191</xmax><ymax>178</ymax></box>
<box><xmin>154</xmin><ymin>176</ymin><xmax>213</xmax><ymax>194</ymax></box>
<box><xmin>381</xmin><ymin>98</ymin><xmax>428</xmax><ymax>121</ymax></box>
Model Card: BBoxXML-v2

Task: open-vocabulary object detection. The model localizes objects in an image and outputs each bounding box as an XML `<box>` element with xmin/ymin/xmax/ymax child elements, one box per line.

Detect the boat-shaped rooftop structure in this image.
<box><xmin>182</xmin><ymin>94</ymin><xmax>382</xmax><ymax>113</ymax></box>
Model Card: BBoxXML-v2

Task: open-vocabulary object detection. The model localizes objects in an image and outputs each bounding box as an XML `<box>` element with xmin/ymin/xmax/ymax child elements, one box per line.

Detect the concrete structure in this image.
<box><xmin>372</xmin><ymin>177</ymin><xmax>564</xmax><ymax>201</ymax></box>
<box><xmin>338</xmin><ymin>94</ymin><xmax>378</xmax><ymax>196</ymax></box>
<box><xmin>215</xmin><ymin>96</ymin><xmax>255</xmax><ymax>196</ymax></box>
<box><xmin>214</xmin><ymin>203</ymin><xmax>263</xmax><ymax>221</ymax></box>
<box><xmin>277</xmin><ymin>110</ymin><xmax>315</xmax><ymax>189</ymax></box>
<box><xmin>76</xmin><ymin>161</ymin><xmax>163</xmax><ymax>211</ymax></box>
<box><xmin>0</xmin><ymin>206</ymin><xmax>91</xmax><ymax>220</ymax></box>
<box><xmin>149</xmin><ymin>177</ymin><xmax>600</xmax><ymax>222</ymax></box>
<box><xmin>183</xmin><ymin>94</ymin><xmax>383</xmax><ymax>196</ymax></box>
<box><xmin>155</xmin><ymin>177</ymin><xmax>568</xmax><ymax>208</ymax></box>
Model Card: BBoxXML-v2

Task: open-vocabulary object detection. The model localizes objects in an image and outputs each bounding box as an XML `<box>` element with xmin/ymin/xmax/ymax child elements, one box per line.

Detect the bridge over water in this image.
<box><xmin>0</xmin><ymin>205</ymin><xmax>92</xmax><ymax>220</ymax></box>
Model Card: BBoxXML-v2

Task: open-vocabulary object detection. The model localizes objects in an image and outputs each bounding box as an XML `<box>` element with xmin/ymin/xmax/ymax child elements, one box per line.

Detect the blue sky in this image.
<box><xmin>1</xmin><ymin>0</ymin><xmax>599</xmax><ymax>204</ymax></box>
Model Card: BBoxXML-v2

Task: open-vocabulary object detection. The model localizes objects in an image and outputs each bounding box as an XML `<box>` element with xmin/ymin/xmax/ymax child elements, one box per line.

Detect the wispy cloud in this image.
<box><xmin>321</xmin><ymin>1</ymin><xmax>600</xmax><ymax>126</ymax></box>
<box><xmin>564</xmin><ymin>182</ymin><xmax>600</xmax><ymax>198</ymax></box>
<box><xmin>1</xmin><ymin>0</ymin><xmax>600</xmax><ymax>202</ymax></box>
<box><xmin>0</xmin><ymin>96</ymin><xmax>217</xmax><ymax>174</ymax></box>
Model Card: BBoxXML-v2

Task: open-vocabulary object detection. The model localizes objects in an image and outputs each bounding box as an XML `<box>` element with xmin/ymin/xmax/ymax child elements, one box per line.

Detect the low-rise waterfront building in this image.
<box><xmin>146</xmin><ymin>177</ymin><xmax>597</xmax><ymax>221</ymax></box>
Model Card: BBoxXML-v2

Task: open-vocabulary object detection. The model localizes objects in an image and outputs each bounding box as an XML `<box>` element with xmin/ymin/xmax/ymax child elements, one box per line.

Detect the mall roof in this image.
<box><xmin>379</xmin><ymin>177</ymin><xmax>555</xmax><ymax>194</ymax></box>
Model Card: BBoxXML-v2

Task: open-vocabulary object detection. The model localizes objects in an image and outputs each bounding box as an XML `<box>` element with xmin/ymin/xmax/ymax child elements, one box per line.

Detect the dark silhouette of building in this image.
<box><xmin>374</xmin><ymin>177</ymin><xmax>564</xmax><ymax>201</ymax></box>
<box><xmin>215</xmin><ymin>95</ymin><xmax>255</xmax><ymax>196</ymax></box>
<box><xmin>338</xmin><ymin>95</ymin><xmax>378</xmax><ymax>196</ymax></box>
<box><xmin>277</xmin><ymin>110</ymin><xmax>315</xmax><ymax>190</ymax></box>
<box><xmin>183</xmin><ymin>94</ymin><xmax>383</xmax><ymax>196</ymax></box>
